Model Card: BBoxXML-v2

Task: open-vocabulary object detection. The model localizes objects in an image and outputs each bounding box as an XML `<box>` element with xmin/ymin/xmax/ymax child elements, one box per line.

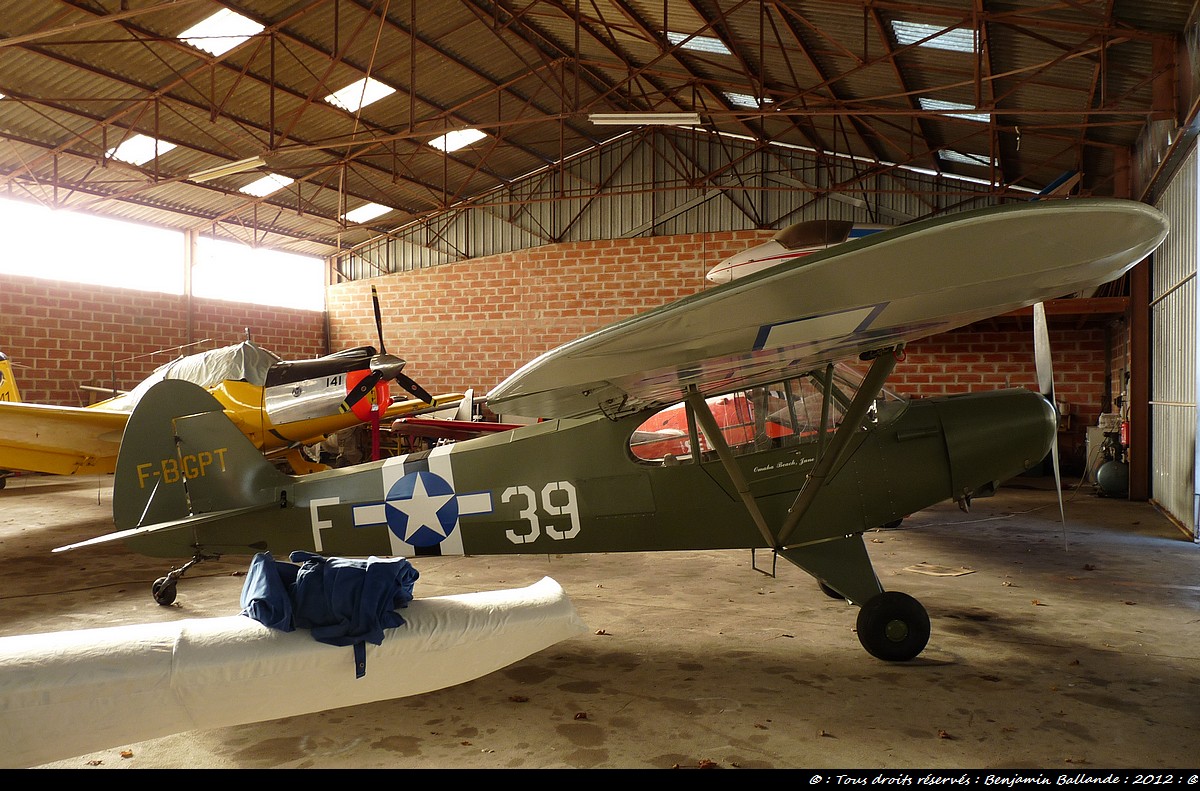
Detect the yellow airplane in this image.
<box><xmin>0</xmin><ymin>301</ymin><xmax>462</xmax><ymax>487</ymax></box>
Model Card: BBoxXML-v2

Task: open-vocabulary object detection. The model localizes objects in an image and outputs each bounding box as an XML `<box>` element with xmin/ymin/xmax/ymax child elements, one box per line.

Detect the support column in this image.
<box><xmin>1129</xmin><ymin>258</ymin><xmax>1149</xmax><ymax>501</ymax></box>
<box><xmin>184</xmin><ymin>229</ymin><xmax>198</xmax><ymax>346</ymax></box>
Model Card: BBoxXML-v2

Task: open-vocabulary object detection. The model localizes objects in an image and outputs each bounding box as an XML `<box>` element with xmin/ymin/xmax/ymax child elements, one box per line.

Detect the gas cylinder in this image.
<box><xmin>1096</xmin><ymin>459</ymin><xmax>1129</xmax><ymax>497</ymax></box>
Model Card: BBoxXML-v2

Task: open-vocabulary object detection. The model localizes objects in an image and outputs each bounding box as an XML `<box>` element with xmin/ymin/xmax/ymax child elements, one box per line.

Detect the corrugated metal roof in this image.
<box><xmin>0</xmin><ymin>0</ymin><xmax>1193</xmax><ymax>260</ymax></box>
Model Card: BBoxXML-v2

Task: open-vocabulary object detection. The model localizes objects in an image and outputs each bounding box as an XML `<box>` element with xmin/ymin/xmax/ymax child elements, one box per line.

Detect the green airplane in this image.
<box><xmin>56</xmin><ymin>198</ymin><xmax>1169</xmax><ymax>662</ymax></box>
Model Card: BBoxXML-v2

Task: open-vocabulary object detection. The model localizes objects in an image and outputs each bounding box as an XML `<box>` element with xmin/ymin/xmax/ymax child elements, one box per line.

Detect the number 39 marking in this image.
<box><xmin>501</xmin><ymin>481</ymin><xmax>580</xmax><ymax>545</ymax></box>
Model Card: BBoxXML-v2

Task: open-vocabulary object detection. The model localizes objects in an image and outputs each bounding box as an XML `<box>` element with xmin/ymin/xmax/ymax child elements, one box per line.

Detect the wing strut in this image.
<box><xmin>778</xmin><ymin>347</ymin><xmax>902</xmax><ymax>547</ymax></box>
<box><xmin>817</xmin><ymin>362</ymin><xmax>835</xmax><ymax>457</ymax></box>
<box><xmin>684</xmin><ymin>388</ymin><xmax>777</xmax><ymax>550</ymax></box>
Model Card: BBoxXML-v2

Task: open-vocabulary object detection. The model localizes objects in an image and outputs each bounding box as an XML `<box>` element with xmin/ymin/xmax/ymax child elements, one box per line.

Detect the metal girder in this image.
<box><xmin>0</xmin><ymin>1</ymin><xmax>1185</xmax><ymax>261</ymax></box>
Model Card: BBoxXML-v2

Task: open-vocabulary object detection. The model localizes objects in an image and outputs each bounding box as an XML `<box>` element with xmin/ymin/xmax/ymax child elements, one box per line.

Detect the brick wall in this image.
<box><xmin>0</xmin><ymin>274</ymin><xmax>326</xmax><ymax>404</ymax></box>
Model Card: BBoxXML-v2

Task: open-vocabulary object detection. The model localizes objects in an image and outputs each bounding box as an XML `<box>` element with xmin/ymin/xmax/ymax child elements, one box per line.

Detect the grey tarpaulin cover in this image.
<box><xmin>113</xmin><ymin>341</ymin><xmax>281</xmax><ymax>412</ymax></box>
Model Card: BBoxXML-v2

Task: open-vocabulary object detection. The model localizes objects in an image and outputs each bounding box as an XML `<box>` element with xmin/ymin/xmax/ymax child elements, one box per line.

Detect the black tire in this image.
<box><xmin>152</xmin><ymin>576</ymin><xmax>177</xmax><ymax>606</ymax></box>
<box><xmin>818</xmin><ymin>580</ymin><xmax>845</xmax><ymax>600</ymax></box>
<box><xmin>856</xmin><ymin>591</ymin><xmax>930</xmax><ymax>661</ymax></box>
<box><xmin>881</xmin><ymin>518</ymin><xmax>903</xmax><ymax>529</ymax></box>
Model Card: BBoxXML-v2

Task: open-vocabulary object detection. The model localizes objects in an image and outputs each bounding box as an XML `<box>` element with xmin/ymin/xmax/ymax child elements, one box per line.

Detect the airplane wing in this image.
<box><xmin>488</xmin><ymin>198</ymin><xmax>1169</xmax><ymax>419</ymax></box>
<box><xmin>0</xmin><ymin>402</ymin><xmax>128</xmax><ymax>475</ymax></box>
<box><xmin>391</xmin><ymin>416</ymin><xmax>524</xmax><ymax>442</ymax></box>
<box><xmin>381</xmin><ymin>392</ymin><xmax>468</xmax><ymax>420</ymax></box>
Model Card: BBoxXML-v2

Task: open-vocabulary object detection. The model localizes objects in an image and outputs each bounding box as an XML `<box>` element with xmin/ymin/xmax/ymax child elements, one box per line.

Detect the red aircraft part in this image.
<box><xmin>345</xmin><ymin>370</ymin><xmax>390</xmax><ymax>422</ymax></box>
<box><xmin>630</xmin><ymin>394</ymin><xmax>791</xmax><ymax>461</ymax></box>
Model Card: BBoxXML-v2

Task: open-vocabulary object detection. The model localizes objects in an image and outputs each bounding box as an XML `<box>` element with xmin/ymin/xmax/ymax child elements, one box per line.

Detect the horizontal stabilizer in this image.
<box><xmin>0</xmin><ymin>577</ymin><xmax>587</xmax><ymax>768</ymax></box>
<box><xmin>52</xmin><ymin>502</ymin><xmax>283</xmax><ymax>553</ymax></box>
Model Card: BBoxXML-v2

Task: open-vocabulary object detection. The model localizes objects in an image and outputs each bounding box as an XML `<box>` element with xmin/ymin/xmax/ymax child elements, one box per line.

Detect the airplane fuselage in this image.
<box><xmin>123</xmin><ymin>384</ymin><xmax>1054</xmax><ymax>564</ymax></box>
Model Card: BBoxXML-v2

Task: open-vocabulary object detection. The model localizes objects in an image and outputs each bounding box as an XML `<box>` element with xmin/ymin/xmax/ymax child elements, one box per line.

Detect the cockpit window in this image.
<box><xmin>629</xmin><ymin>402</ymin><xmax>694</xmax><ymax>464</ymax></box>
<box><xmin>628</xmin><ymin>364</ymin><xmax>906</xmax><ymax>466</ymax></box>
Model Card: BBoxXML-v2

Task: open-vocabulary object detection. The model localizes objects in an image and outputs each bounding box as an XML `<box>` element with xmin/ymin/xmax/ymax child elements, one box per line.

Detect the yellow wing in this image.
<box><xmin>0</xmin><ymin>402</ymin><xmax>129</xmax><ymax>475</ymax></box>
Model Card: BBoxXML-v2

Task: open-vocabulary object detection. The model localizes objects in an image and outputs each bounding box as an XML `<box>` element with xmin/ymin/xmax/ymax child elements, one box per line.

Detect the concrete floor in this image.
<box><xmin>0</xmin><ymin>471</ymin><xmax>1197</xmax><ymax>769</ymax></box>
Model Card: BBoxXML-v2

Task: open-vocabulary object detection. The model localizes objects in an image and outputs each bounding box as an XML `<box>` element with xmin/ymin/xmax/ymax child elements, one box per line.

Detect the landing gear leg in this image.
<box><xmin>856</xmin><ymin>591</ymin><xmax>930</xmax><ymax>661</ymax></box>
<box><xmin>150</xmin><ymin>553</ymin><xmax>213</xmax><ymax>605</ymax></box>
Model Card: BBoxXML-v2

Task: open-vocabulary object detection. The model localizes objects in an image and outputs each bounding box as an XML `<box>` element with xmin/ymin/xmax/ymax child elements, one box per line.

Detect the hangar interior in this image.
<box><xmin>0</xmin><ymin>0</ymin><xmax>1199</xmax><ymax>770</ymax></box>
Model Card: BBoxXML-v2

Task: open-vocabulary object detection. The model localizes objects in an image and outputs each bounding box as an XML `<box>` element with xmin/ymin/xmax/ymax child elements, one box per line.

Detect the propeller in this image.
<box><xmin>372</xmin><ymin>284</ymin><xmax>387</xmax><ymax>355</ymax></box>
<box><xmin>339</xmin><ymin>287</ymin><xmax>433</xmax><ymax>414</ymax></box>
<box><xmin>1033</xmin><ymin>302</ymin><xmax>1067</xmax><ymax>530</ymax></box>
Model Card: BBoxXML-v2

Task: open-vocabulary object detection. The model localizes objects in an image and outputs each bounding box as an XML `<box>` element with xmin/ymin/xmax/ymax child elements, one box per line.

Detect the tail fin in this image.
<box><xmin>0</xmin><ymin>353</ymin><xmax>22</xmax><ymax>402</ymax></box>
<box><xmin>453</xmin><ymin>388</ymin><xmax>475</xmax><ymax>421</ymax></box>
<box><xmin>113</xmin><ymin>379</ymin><xmax>289</xmax><ymax>531</ymax></box>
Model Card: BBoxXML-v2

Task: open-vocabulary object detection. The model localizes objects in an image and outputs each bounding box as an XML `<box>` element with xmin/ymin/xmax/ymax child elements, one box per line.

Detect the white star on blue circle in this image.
<box><xmin>384</xmin><ymin>471</ymin><xmax>459</xmax><ymax>547</ymax></box>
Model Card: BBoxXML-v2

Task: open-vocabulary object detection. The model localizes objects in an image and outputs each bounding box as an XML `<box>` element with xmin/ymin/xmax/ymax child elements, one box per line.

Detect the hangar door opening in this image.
<box><xmin>1151</xmin><ymin>144</ymin><xmax>1200</xmax><ymax>541</ymax></box>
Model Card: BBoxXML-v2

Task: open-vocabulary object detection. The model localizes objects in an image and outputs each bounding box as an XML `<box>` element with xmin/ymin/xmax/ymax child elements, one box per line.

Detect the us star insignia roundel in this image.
<box><xmin>384</xmin><ymin>470</ymin><xmax>458</xmax><ymax>547</ymax></box>
<box><xmin>351</xmin><ymin>448</ymin><xmax>494</xmax><ymax>556</ymax></box>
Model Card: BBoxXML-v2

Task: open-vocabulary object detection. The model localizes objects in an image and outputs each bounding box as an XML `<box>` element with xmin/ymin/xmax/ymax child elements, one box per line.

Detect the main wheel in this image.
<box><xmin>152</xmin><ymin>576</ymin><xmax>178</xmax><ymax>606</ymax></box>
<box><xmin>856</xmin><ymin>591</ymin><xmax>930</xmax><ymax>661</ymax></box>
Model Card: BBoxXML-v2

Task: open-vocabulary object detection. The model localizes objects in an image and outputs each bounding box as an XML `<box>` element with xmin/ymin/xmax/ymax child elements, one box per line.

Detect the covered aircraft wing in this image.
<box><xmin>0</xmin><ymin>577</ymin><xmax>587</xmax><ymax>768</ymax></box>
<box><xmin>487</xmin><ymin>198</ymin><xmax>1169</xmax><ymax>420</ymax></box>
<box><xmin>0</xmin><ymin>402</ymin><xmax>128</xmax><ymax>475</ymax></box>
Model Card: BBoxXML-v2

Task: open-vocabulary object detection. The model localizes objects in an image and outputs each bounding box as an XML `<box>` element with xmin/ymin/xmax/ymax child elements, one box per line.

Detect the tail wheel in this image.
<box><xmin>151</xmin><ymin>576</ymin><xmax>178</xmax><ymax>606</ymax></box>
<box><xmin>856</xmin><ymin>591</ymin><xmax>930</xmax><ymax>661</ymax></box>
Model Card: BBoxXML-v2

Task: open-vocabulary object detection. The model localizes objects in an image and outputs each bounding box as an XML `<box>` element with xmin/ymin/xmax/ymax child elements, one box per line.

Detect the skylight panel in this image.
<box><xmin>939</xmin><ymin>149</ymin><xmax>995</xmax><ymax>168</ymax></box>
<box><xmin>891</xmin><ymin>21</ymin><xmax>977</xmax><ymax>53</ymax></box>
<box><xmin>919</xmin><ymin>98</ymin><xmax>990</xmax><ymax>123</ymax></box>
<box><xmin>725</xmin><ymin>92</ymin><xmax>773</xmax><ymax>109</ymax></box>
<box><xmin>239</xmin><ymin>173</ymin><xmax>294</xmax><ymax>197</ymax></box>
<box><xmin>666</xmin><ymin>31</ymin><xmax>731</xmax><ymax>55</ymax></box>
<box><xmin>180</xmin><ymin>9</ymin><xmax>264</xmax><ymax>57</ymax></box>
<box><xmin>428</xmin><ymin>129</ymin><xmax>488</xmax><ymax>153</ymax></box>
<box><xmin>324</xmin><ymin>78</ymin><xmax>396</xmax><ymax>112</ymax></box>
<box><xmin>106</xmin><ymin>134</ymin><xmax>176</xmax><ymax>166</ymax></box>
<box><xmin>343</xmin><ymin>203</ymin><xmax>392</xmax><ymax>223</ymax></box>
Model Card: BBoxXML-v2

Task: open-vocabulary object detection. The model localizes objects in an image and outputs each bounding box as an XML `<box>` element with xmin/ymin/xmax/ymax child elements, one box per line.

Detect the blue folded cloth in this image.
<box><xmin>240</xmin><ymin>550</ymin><xmax>419</xmax><ymax>678</ymax></box>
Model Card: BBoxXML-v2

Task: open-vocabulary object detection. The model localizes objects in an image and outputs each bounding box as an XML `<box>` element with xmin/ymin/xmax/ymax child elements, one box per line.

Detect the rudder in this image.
<box><xmin>114</xmin><ymin>379</ymin><xmax>289</xmax><ymax>530</ymax></box>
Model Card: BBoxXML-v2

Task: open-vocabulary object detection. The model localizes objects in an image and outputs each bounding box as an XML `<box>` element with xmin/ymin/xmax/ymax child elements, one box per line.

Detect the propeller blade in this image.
<box><xmin>394</xmin><ymin>373</ymin><xmax>433</xmax><ymax>405</ymax></box>
<box><xmin>371</xmin><ymin>285</ymin><xmax>386</xmax><ymax>356</ymax></box>
<box><xmin>1034</xmin><ymin>302</ymin><xmax>1054</xmax><ymax>398</ymax></box>
<box><xmin>1033</xmin><ymin>302</ymin><xmax>1067</xmax><ymax>528</ymax></box>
